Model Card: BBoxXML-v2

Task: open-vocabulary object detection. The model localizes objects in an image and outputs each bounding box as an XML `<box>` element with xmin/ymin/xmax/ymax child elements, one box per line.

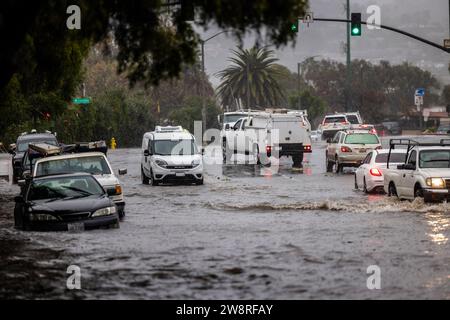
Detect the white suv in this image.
<box><xmin>141</xmin><ymin>126</ymin><xmax>203</xmax><ymax>186</ymax></box>
<box><xmin>319</xmin><ymin>114</ymin><xmax>351</xmax><ymax>140</ymax></box>
<box><xmin>326</xmin><ymin>130</ymin><xmax>381</xmax><ymax>173</ymax></box>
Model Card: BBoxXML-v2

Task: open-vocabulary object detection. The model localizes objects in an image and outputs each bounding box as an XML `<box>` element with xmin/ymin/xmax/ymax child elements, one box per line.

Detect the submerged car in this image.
<box><xmin>14</xmin><ymin>173</ymin><xmax>119</xmax><ymax>231</ymax></box>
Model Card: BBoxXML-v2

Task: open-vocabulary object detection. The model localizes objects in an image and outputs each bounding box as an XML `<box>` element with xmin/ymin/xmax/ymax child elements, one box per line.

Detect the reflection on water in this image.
<box><xmin>425</xmin><ymin>212</ymin><xmax>450</xmax><ymax>245</ymax></box>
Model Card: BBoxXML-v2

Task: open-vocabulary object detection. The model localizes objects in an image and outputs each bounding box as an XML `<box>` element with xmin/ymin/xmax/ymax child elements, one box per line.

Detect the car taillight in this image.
<box><xmin>341</xmin><ymin>146</ymin><xmax>352</xmax><ymax>152</ymax></box>
<box><xmin>303</xmin><ymin>145</ymin><xmax>312</xmax><ymax>152</ymax></box>
<box><xmin>370</xmin><ymin>168</ymin><xmax>382</xmax><ymax>176</ymax></box>
<box><xmin>266</xmin><ymin>145</ymin><xmax>272</xmax><ymax>156</ymax></box>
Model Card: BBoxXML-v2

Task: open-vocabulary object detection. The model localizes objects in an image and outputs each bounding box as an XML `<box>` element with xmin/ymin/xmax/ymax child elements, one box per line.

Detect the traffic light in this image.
<box><xmin>351</xmin><ymin>13</ymin><xmax>361</xmax><ymax>36</ymax></box>
<box><xmin>290</xmin><ymin>20</ymin><xmax>299</xmax><ymax>33</ymax></box>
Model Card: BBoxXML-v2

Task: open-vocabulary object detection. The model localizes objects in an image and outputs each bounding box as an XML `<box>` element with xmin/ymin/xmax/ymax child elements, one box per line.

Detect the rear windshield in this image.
<box><xmin>346</xmin><ymin>115</ymin><xmax>360</xmax><ymax>124</ymax></box>
<box><xmin>324</xmin><ymin>116</ymin><xmax>346</xmax><ymax>124</ymax></box>
<box><xmin>344</xmin><ymin>133</ymin><xmax>379</xmax><ymax>144</ymax></box>
<box><xmin>375</xmin><ymin>153</ymin><xmax>406</xmax><ymax>163</ymax></box>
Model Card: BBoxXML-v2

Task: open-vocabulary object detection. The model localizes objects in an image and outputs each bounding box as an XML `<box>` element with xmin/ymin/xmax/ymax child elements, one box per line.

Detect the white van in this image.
<box><xmin>140</xmin><ymin>126</ymin><xmax>203</xmax><ymax>186</ymax></box>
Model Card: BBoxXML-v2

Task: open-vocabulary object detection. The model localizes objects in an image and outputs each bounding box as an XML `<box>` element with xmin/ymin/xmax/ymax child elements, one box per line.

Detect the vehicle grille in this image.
<box><xmin>59</xmin><ymin>212</ymin><xmax>91</xmax><ymax>222</ymax></box>
<box><xmin>165</xmin><ymin>165</ymin><xmax>193</xmax><ymax>169</ymax></box>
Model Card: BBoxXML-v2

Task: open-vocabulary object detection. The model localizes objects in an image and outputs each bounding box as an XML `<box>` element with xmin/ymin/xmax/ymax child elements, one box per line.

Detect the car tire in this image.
<box><xmin>335</xmin><ymin>158</ymin><xmax>342</xmax><ymax>174</ymax></box>
<box><xmin>354</xmin><ymin>174</ymin><xmax>358</xmax><ymax>189</ymax></box>
<box><xmin>150</xmin><ymin>170</ymin><xmax>159</xmax><ymax>186</ymax></box>
<box><xmin>196</xmin><ymin>178</ymin><xmax>204</xmax><ymax>185</ymax></box>
<box><xmin>388</xmin><ymin>182</ymin><xmax>398</xmax><ymax>198</ymax></box>
<box><xmin>363</xmin><ymin>178</ymin><xmax>369</xmax><ymax>194</ymax></box>
<box><xmin>414</xmin><ymin>185</ymin><xmax>424</xmax><ymax>199</ymax></box>
<box><xmin>292</xmin><ymin>154</ymin><xmax>303</xmax><ymax>168</ymax></box>
<box><xmin>141</xmin><ymin>167</ymin><xmax>149</xmax><ymax>185</ymax></box>
<box><xmin>254</xmin><ymin>145</ymin><xmax>261</xmax><ymax>165</ymax></box>
<box><xmin>118</xmin><ymin>209</ymin><xmax>125</xmax><ymax>219</ymax></box>
<box><xmin>326</xmin><ymin>153</ymin><xmax>333</xmax><ymax>172</ymax></box>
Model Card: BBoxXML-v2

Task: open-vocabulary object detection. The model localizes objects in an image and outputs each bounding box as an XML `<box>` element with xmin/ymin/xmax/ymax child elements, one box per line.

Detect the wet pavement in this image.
<box><xmin>0</xmin><ymin>141</ymin><xmax>449</xmax><ymax>299</ymax></box>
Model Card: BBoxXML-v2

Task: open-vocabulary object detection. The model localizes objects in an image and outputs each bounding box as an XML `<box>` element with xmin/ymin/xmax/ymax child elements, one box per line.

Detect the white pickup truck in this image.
<box><xmin>222</xmin><ymin>112</ymin><xmax>311</xmax><ymax>167</ymax></box>
<box><xmin>383</xmin><ymin>138</ymin><xmax>450</xmax><ymax>203</ymax></box>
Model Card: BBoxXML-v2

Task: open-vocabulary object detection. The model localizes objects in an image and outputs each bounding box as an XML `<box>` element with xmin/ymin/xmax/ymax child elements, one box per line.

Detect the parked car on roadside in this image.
<box><xmin>11</xmin><ymin>131</ymin><xmax>58</xmax><ymax>182</ymax></box>
<box><xmin>14</xmin><ymin>173</ymin><xmax>120</xmax><ymax>231</ymax></box>
<box><xmin>326</xmin><ymin>130</ymin><xmax>382</xmax><ymax>173</ymax></box>
<box><xmin>355</xmin><ymin>148</ymin><xmax>407</xmax><ymax>193</ymax></box>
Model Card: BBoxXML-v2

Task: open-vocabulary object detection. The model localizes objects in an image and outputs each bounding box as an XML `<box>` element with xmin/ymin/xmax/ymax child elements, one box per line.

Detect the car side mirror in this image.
<box><xmin>225</xmin><ymin>124</ymin><xmax>230</xmax><ymax>130</ymax></box>
<box><xmin>17</xmin><ymin>179</ymin><xmax>26</xmax><ymax>187</ymax></box>
<box><xmin>143</xmin><ymin>150</ymin><xmax>150</xmax><ymax>157</ymax></box>
<box><xmin>447</xmin><ymin>130</ymin><xmax>450</xmax><ymax>135</ymax></box>
<box><xmin>106</xmin><ymin>188</ymin><xmax>116</xmax><ymax>196</ymax></box>
<box><xmin>14</xmin><ymin>195</ymin><xmax>24</xmax><ymax>203</ymax></box>
<box><xmin>404</xmin><ymin>163</ymin><xmax>416</xmax><ymax>170</ymax></box>
<box><xmin>118</xmin><ymin>168</ymin><xmax>127</xmax><ymax>175</ymax></box>
<box><xmin>326</xmin><ymin>138</ymin><xmax>332</xmax><ymax>143</ymax></box>
<box><xmin>23</xmin><ymin>171</ymin><xmax>31</xmax><ymax>179</ymax></box>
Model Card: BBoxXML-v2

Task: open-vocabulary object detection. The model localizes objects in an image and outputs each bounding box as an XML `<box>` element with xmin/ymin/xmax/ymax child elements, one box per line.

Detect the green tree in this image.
<box><xmin>216</xmin><ymin>47</ymin><xmax>286</xmax><ymax>109</ymax></box>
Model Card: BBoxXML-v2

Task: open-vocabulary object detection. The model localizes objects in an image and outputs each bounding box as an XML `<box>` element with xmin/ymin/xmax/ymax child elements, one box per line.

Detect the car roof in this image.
<box><xmin>343</xmin><ymin>130</ymin><xmax>376</xmax><ymax>134</ymax></box>
<box><xmin>33</xmin><ymin>172</ymin><xmax>94</xmax><ymax>181</ymax></box>
<box><xmin>325</xmin><ymin>114</ymin><xmax>346</xmax><ymax>118</ymax></box>
<box><xmin>145</xmin><ymin>131</ymin><xmax>194</xmax><ymax>140</ymax></box>
<box><xmin>374</xmin><ymin>149</ymin><xmax>407</xmax><ymax>154</ymax></box>
<box><xmin>17</xmin><ymin>133</ymin><xmax>57</xmax><ymax>141</ymax></box>
<box><xmin>34</xmin><ymin>152</ymin><xmax>106</xmax><ymax>164</ymax></box>
<box><xmin>414</xmin><ymin>146</ymin><xmax>450</xmax><ymax>151</ymax></box>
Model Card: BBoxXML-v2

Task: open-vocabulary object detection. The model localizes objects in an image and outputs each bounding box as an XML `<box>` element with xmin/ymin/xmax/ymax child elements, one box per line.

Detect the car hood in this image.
<box><xmin>418</xmin><ymin>168</ymin><xmax>450</xmax><ymax>178</ymax></box>
<box><xmin>92</xmin><ymin>174</ymin><xmax>119</xmax><ymax>187</ymax></box>
<box><xmin>154</xmin><ymin>154</ymin><xmax>202</xmax><ymax>166</ymax></box>
<box><xmin>30</xmin><ymin>195</ymin><xmax>113</xmax><ymax>214</ymax></box>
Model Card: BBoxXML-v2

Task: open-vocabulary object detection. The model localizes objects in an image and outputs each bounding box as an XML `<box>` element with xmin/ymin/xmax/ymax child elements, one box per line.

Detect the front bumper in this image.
<box><xmin>22</xmin><ymin>214</ymin><xmax>119</xmax><ymax>231</ymax></box>
<box><xmin>152</xmin><ymin>164</ymin><xmax>203</xmax><ymax>183</ymax></box>
<box><xmin>423</xmin><ymin>189</ymin><xmax>450</xmax><ymax>202</ymax></box>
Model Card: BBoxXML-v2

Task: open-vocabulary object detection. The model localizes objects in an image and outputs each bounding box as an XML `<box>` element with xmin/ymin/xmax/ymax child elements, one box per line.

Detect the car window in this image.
<box><xmin>332</xmin><ymin>132</ymin><xmax>340</xmax><ymax>143</ymax></box>
<box><xmin>339</xmin><ymin>133</ymin><xmax>345</xmax><ymax>143</ymax></box>
<box><xmin>344</xmin><ymin>133</ymin><xmax>379</xmax><ymax>144</ymax></box>
<box><xmin>28</xmin><ymin>176</ymin><xmax>104</xmax><ymax>201</ymax></box>
<box><xmin>324</xmin><ymin>116</ymin><xmax>346</xmax><ymax>124</ymax></box>
<box><xmin>363</xmin><ymin>152</ymin><xmax>372</xmax><ymax>164</ymax></box>
<box><xmin>35</xmin><ymin>156</ymin><xmax>111</xmax><ymax>176</ymax></box>
<box><xmin>407</xmin><ymin>150</ymin><xmax>417</xmax><ymax>166</ymax></box>
<box><xmin>419</xmin><ymin>150</ymin><xmax>450</xmax><ymax>168</ymax></box>
<box><xmin>346</xmin><ymin>115</ymin><xmax>359</xmax><ymax>124</ymax></box>
<box><xmin>233</xmin><ymin>119</ymin><xmax>242</xmax><ymax>130</ymax></box>
<box><xmin>375</xmin><ymin>153</ymin><xmax>406</xmax><ymax>163</ymax></box>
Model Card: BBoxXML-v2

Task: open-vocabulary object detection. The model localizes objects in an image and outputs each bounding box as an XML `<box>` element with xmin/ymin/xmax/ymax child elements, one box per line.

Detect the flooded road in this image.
<box><xmin>1</xmin><ymin>141</ymin><xmax>449</xmax><ymax>299</ymax></box>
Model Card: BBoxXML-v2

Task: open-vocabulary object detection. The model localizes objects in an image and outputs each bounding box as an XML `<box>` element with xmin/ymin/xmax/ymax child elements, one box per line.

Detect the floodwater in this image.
<box><xmin>0</xmin><ymin>141</ymin><xmax>449</xmax><ymax>299</ymax></box>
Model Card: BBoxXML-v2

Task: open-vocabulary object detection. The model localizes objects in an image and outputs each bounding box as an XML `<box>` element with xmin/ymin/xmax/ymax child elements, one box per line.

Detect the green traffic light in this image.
<box><xmin>352</xmin><ymin>27</ymin><xmax>360</xmax><ymax>35</ymax></box>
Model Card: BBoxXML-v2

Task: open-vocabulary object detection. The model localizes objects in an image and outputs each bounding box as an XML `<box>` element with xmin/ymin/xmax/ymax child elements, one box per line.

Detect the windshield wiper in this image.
<box><xmin>62</xmin><ymin>186</ymin><xmax>94</xmax><ymax>196</ymax></box>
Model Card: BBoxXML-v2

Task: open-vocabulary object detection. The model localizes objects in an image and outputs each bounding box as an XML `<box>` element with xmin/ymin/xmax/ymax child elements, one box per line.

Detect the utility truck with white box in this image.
<box><xmin>222</xmin><ymin>111</ymin><xmax>312</xmax><ymax>167</ymax></box>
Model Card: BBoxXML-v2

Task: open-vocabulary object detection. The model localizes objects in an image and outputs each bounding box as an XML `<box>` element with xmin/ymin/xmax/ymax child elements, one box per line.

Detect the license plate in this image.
<box><xmin>175</xmin><ymin>172</ymin><xmax>185</xmax><ymax>177</ymax></box>
<box><xmin>359</xmin><ymin>149</ymin><xmax>366</xmax><ymax>153</ymax></box>
<box><xmin>68</xmin><ymin>222</ymin><xmax>85</xmax><ymax>232</ymax></box>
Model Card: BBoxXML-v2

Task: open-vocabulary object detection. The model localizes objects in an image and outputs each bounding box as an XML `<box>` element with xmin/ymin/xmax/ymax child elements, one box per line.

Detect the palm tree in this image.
<box><xmin>216</xmin><ymin>47</ymin><xmax>286</xmax><ymax>110</ymax></box>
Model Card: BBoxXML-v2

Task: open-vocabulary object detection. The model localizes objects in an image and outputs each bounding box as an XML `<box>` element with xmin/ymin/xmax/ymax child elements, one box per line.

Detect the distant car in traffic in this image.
<box><xmin>355</xmin><ymin>149</ymin><xmax>407</xmax><ymax>193</ymax></box>
<box><xmin>310</xmin><ymin>130</ymin><xmax>321</xmax><ymax>142</ymax></box>
<box><xmin>326</xmin><ymin>130</ymin><xmax>382</xmax><ymax>173</ymax></box>
<box><xmin>14</xmin><ymin>173</ymin><xmax>119</xmax><ymax>231</ymax></box>
<box><xmin>436</xmin><ymin>123</ymin><xmax>450</xmax><ymax>135</ymax></box>
<box><xmin>319</xmin><ymin>114</ymin><xmax>352</xmax><ymax>140</ymax></box>
<box><xmin>11</xmin><ymin>131</ymin><xmax>58</xmax><ymax>182</ymax></box>
<box><xmin>381</xmin><ymin>121</ymin><xmax>402</xmax><ymax>135</ymax></box>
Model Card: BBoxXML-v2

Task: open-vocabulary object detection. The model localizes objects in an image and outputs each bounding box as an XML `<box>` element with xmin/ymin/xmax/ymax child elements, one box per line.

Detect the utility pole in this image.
<box><xmin>345</xmin><ymin>0</ymin><xmax>351</xmax><ymax>112</ymax></box>
<box><xmin>201</xmin><ymin>40</ymin><xmax>206</xmax><ymax>132</ymax></box>
<box><xmin>297</xmin><ymin>62</ymin><xmax>301</xmax><ymax>109</ymax></box>
<box><xmin>246</xmin><ymin>63</ymin><xmax>250</xmax><ymax>109</ymax></box>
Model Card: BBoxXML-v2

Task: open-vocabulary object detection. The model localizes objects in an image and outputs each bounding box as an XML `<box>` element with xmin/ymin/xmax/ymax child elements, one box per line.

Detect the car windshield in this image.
<box><xmin>419</xmin><ymin>150</ymin><xmax>450</xmax><ymax>168</ymax></box>
<box><xmin>344</xmin><ymin>133</ymin><xmax>379</xmax><ymax>144</ymax></box>
<box><xmin>35</xmin><ymin>156</ymin><xmax>111</xmax><ymax>176</ymax></box>
<box><xmin>224</xmin><ymin>114</ymin><xmax>245</xmax><ymax>124</ymax></box>
<box><xmin>375</xmin><ymin>153</ymin><xmax>406</xmax><ymax>163</ymax></box>
<box><xmin>153</xmin><ymin>139</ymin><xmax>197</xmax><ymax>156</ymax></box>
<box><xmin>324</xmin><ymin>116</ymin><xmax>346</xmax><ymax>124</ymax></box>
<box><xmin>28</xmin><ymin>176</ymin><xmax>104</xmax><ymax>201</ymax></box>
<box><xmin>17</xmin><ymin>139</ymin><xmax>58</xmax><ymax>152</ymax></box>
<box><xmin>346</xmin><ymin>115</ymin><xmax>360</xmax><ymax>124</ymax></box>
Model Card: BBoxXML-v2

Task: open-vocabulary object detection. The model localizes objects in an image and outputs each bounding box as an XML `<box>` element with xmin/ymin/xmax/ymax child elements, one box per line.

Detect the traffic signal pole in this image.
<box><xmin>345</xmin><ymin>0</ymin><xmax>351</xmax><ymax>112</ymax></box>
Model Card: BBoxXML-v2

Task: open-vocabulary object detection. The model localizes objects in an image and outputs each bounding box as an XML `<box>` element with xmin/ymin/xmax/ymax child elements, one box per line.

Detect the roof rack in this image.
<box><xmin>155</xmin><ymin>125</ymin><xmax>183</xmax><ymax>132</ymax></box>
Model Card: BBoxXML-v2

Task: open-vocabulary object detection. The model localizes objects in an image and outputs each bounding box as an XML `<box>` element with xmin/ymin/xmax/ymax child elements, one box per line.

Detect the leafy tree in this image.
<box><xmin>216</xmin><ymin>47</ymin><xmax>286</xmax><ymax>109</ymax></box>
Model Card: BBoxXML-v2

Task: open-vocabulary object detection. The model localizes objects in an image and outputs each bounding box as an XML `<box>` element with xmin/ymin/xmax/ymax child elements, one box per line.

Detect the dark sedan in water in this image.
<box><xmin>14</xmin><ymin>173</ymin><xmax>119</xmax><ymax>231</ymax></box>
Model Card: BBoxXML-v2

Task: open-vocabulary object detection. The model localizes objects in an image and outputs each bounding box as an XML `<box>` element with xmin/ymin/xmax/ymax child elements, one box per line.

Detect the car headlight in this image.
<box><xmin>29</xmin><ymin>213</ymin><xmax>58</xmax><ymax>221</ymax></box>
<box><xmin>114</xmin><ymin>184</ymin><xmax>122</xmax><ymax>195</ymax></box>
<box><xmin>191</xmin><ymin>159</ymin><xmax>201</xmax><ymax>168</ymax></box>
<box><xmin>426</xmin><ymin>177</ymin><xmax>445</xmax><ymax>188</ymax></box>
<box><xmin>92</xmin><ymin>206</ymin><xmax>117</xmax><ymax>217</ymax></box>
<box><xmin>155</xmin><ymin>159</ymin><xmax>168</xmax><ymax>168</ymax></box>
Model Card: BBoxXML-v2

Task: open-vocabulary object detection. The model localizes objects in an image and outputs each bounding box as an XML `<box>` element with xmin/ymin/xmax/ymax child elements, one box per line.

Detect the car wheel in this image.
<box><xmin>326</xmin><ymin>153</ymin><xmax>333</xmax><ymax>172</ymax></box>
<box><xmin>141</xmin><ymin>167</ymin><xmax>149</xmax><ymax>185</ymax></box>
<box><xmin>195</xmin><ymin>178</ymin><xmax>204</xmax><ymax>185</ymax></box>
<box><xmin>335</xmin><ymin>158</ymin><xmax>342</xmax><ymax>174</ymax></box>
<box><xmin>254</xmin><ymin>145</ymin><xmax>261</xmax><ymax>165</ymax></box>
<box><xmin>363</xmin><ymin>178</ymin><xmax>369</xmax><ymax>194</ymax></box>
<box><xmin>388</xmin><ymin>182</ymin><xmax>398</xmax><ymax>197</ymax></box>
<box><xmin>414</xmin><ymin>185</ymin><xmax>424</xmax><ymax>199</ymax></box>
<box><xmin>292</xmin><ymin>154</ymin><xmax>303</xmax><ymax>168</ymax></box>
<box><xmin>150</xmin><ymin>170</ymin><xmax>159</xmax><ymax>186</ymax></box>
<box><xmin>118</xmin><ymin>209</ymin><xmax>125</xmax><ymax>219</ymax></box>
<box><xmin>354</xmin><ymin>174</ymin><xmax>358</xmax><ymax>189</ymax></box>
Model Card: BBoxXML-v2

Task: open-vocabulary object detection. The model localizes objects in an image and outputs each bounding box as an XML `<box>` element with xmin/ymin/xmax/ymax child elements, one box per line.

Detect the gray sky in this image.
<box><xmin>195</xmin><ymin>0</ymin><xmax>450</xmax><ymax>87</ymax></box>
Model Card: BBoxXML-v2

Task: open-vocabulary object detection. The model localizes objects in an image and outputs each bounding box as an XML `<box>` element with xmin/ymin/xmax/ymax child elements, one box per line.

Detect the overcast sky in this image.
<box><xmin>195</xmin><ymin>0</ymin><xmax>450</xmax><ymax>87</ymax></box>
